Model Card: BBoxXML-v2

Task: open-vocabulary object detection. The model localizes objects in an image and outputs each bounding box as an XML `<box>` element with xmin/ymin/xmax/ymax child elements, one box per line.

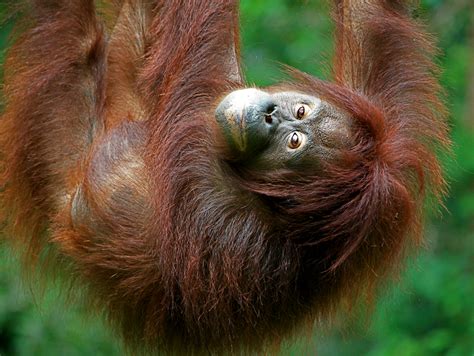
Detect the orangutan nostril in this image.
<box><xmin>265</xmin><ymin>103</ymin><xmax>277</xmax><ymax>115</ymax></box>
<box><xmin>263</xmin><ymin>103</ymin><xmax>277</xmax><ymax>125</ymax></box>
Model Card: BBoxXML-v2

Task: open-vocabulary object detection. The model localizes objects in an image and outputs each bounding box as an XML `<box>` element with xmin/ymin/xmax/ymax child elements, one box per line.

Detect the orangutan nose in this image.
<box><xmin>215</xmin><ymin>88</ymin><xmax>279</xmax><ymax>157</ymax></box>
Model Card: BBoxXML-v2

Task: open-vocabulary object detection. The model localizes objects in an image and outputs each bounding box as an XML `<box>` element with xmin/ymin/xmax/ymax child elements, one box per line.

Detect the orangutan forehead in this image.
<box><xmin>272</xmin><ymin>91</ymin><xmax>322</xmax><ymax>108</ymax></box>
<box><xmin>223</xmin><ymin>88</ymin><xmax>324</xmax><ymax>109</ymax></box>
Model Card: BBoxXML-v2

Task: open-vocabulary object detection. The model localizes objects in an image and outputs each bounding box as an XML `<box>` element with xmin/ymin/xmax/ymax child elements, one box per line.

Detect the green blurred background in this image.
<box><xmin>0</xmin><ymin>0</ymin><xmax>472</xmax><ymax>355</ymax></box>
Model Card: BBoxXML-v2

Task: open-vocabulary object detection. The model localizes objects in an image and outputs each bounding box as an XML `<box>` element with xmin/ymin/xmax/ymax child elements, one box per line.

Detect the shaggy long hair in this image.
<box><xmin>1</xmin><ymin>0</ymin><xmax>448</xmax><ymax>354</ymax></box>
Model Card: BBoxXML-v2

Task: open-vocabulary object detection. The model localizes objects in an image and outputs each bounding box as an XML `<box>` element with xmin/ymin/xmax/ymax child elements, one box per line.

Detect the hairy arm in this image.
<box><xmin>141</xmin><ymin>0</ymin><xmax>242</xmax><ymax>113</ymax></box>
<box><xmin>325</xmin><ymin>0</ymin><xmax>449</xmax><ymax>265</ymax></box>
<box><xmin>1</xmin><ymin>0</ymin><xmax>106</xmax><ymax>250</ymax></box>
<box><xmin>333</xmin><ymin>0</ymin><xmax>448</xmax><ymax>147</ymax></box>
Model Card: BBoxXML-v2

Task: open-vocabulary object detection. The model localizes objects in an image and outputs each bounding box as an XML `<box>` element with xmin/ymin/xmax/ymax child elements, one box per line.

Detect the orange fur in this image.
<box><xmin>0</xmin><ymin>0</ymin><xmax>448</xmax><ymax>354</ymax></box>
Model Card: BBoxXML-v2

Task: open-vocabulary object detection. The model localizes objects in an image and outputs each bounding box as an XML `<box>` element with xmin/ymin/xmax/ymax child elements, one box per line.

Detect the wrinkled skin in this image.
<box><xmin>216</xmin><ymin>88</ymin><xmax>354</xmax><ymax>171</ymax></box>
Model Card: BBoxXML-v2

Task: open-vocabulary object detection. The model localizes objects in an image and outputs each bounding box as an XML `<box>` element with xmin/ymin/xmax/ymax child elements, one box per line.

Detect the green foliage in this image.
<box><xmin>0</xmin><ymin>0</ymin><xmax>473</xmax><ymax>355</ymax></box>
<box><xmin>241</xmin><ymin>0</ymin><xmax>333</xmax><ymax>85</ymax></box>
<box><xmin>0</xmin><ymin>249</ymin><xmax>121</xmax><ymax>355</ymax></box>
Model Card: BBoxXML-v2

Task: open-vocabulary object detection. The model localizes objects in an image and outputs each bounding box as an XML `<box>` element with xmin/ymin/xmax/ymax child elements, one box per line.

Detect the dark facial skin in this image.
<box><xmin>215</xmin><ymin>88</ymin><xmax>353</xmax><ymax>171</ymax></box>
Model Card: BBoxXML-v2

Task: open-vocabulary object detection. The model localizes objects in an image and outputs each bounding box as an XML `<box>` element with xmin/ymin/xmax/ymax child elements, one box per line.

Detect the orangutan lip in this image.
<box><xmin>215</xmin><ymin>88</ymin><xmax>276</xmax><ymax>155</ymax></box>
<box><xmin>223</xmin><ymin>106</ymin><xmax>247</xmax><ymax>152</ymax></box>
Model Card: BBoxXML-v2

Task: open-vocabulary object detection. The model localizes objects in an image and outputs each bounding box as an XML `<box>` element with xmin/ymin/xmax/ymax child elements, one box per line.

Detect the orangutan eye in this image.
<box><xmin>295</xmin><ymin>104</ymin><xmax>310</xmax><ymax>119</ymax></box>
<box><xmin>287</xmin><ymin>132</ymin><xmax>305</xmax><ymax>150</ymax></box>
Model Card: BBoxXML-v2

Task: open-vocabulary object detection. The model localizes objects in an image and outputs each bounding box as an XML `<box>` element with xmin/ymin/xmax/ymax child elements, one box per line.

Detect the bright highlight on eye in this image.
<box><xmin>295</xmin><ymin>104</ymin><xmax>310</xmax><ymax>119</ymax></box>
<box><xmin>288</xmin><ymin>132</ymin><xmax>305</xmax><ymax>149</ymax></box>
